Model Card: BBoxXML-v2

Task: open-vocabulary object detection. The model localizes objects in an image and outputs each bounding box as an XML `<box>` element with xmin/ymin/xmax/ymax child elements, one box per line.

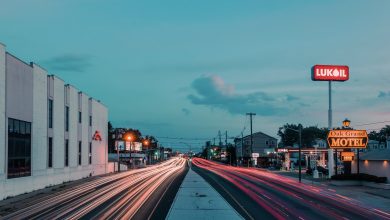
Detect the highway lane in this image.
<box><xmin>192</xmin><ymin>158</ymin><xmax>390</xmax><ymax>220</ymax></box>
<box><xmin>2</xmin><ymin>158</ymin><xmax>187</xmax><ymax>220</ymax></box>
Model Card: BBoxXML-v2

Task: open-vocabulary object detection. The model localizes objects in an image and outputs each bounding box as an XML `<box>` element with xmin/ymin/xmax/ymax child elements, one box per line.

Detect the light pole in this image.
<box><xmin>113</xmin><ymin>130</ymin><xmax>123</xmax><ymax>172</ymax></box>
<box><xmin>124</xmin><ymin>133</ymin><xmax>133</xmax><ymax>168</ymax></box>
<box><xmin>284</xmin><ymin>125</ymin><xmax>302</xmax><ymax>183</ymax></box>
<box><xmin>143</xmin><ymin>139</ymin><xmax>150</xmax><ymax>165</ymax></box>
<box><xmin>342</xmin><ymin>118</ymin><xmax>355</xmax><ymax>175</ymax></box>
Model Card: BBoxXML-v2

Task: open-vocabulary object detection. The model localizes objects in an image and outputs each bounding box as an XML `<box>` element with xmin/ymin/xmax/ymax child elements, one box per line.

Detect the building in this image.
<box><xmin>366</xmin><ymin>140</ymin><xmax>387</xmax><ymax>152</ymax></box>
<box><xmin>235</xmin><ymin>131</ymin><xmax>277</xmax><ymax>165</ymax></box>
<box><xmin>0</xmin><ymin>43</ymin><xmax>108</xmax><ymax>200</ymax></box>
<box><xmin>352</xmin><ymin>149</ymin><xmax>390</xmax><ymax>183</ymax></box>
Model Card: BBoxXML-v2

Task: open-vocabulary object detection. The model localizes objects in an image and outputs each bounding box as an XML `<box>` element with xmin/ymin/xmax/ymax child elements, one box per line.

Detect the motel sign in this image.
<box><xmin>327</xmin><ymin>130</ymin><xmax>368</xmax><ymax>149</ymax></box>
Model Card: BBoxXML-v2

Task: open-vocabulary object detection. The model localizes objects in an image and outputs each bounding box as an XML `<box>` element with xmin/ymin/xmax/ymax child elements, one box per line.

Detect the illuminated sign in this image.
<box><xmin>341</xmin><ymin>152</ymin><xmax>355</xmax><ymax>161</ymax></box>
<box><xmin>115</xmin><ymin>141</ymin><xmax>125</xmax><ymax>151</ymax></box>
<box><xmin>312</xmin><ymin>65</ymin><xmax>349</xmax><ymax>81</ymax></box>
<box><xmin>327</xmin><ymin>130</ymin><xmax>368</xmax><ymax>149</ymax></box>
<box><xmin>277</xmin><ymin>148</ymin><xmax>288</xmax><ymax>153</ymax></box>
<box><xmin>92</xmin><ymin>131</ymin><xmax>102</xmax><ymax>141</ymax></box>
<box><xmin>252</xmin><ymin>153</ymin><xmax>259</xmax><ymax>158</ymax></box>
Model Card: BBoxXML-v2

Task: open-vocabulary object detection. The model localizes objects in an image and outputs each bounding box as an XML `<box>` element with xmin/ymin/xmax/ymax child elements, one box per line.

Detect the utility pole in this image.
<box><xmin>218</xmin><ymin>130</ymin><xmax>222</xmax><ymax>147</ymax></box>
<box><xmin>225</xmin><ymin>131</ymin><xmax>228</xmax><ymax>147</ymax></box>
<box><xmin>241</xmin><ymin>132</ymin><xmax>244</xmax><ymax>166</ymax></box>
<box><xmin>246</xmin><ymin>113</ymin><xmax>256</xmax><ymax>166</ymax></box>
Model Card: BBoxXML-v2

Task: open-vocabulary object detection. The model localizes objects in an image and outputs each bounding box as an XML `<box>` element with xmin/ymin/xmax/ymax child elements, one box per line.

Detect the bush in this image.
<box><xmin>331</xmin><ymin>173</ymin><xmax>387</xmax><ymax>183</ymax></box>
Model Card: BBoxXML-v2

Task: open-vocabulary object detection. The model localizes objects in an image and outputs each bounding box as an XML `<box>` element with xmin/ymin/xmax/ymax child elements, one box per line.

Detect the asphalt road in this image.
<box><xmin>1</xmin><ymin>158</ymin><xmax>187</xmax><ymax>220</ymax></box>
<box><xmin>192</xmin><ymin>158</ymin><xmax>390</xmax><ymax>220</ymax></box>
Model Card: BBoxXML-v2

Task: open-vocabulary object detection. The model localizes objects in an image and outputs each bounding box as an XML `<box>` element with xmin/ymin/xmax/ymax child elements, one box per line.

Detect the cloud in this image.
<box><xmin>43</xmin><ymin>54</ymin><xmax>92</xmax><ymax>72</ymax></box>
<box><xmin>182</xmin><ymin>108</ymin><xmax>191</xmax><ymax>116</ymax></box>
<box><xmin>187</xmin><ymin>75</ymin><xmax>295</xmax><ymax>116</ymax></box>
<box><xmin>378</xmin><ymin>91</ymin><xmax>390</xmax><ymax>98</ymax></box>
<box><xmin>286</xmin><ymin>95</ymin><xmax>299</xmax><ymax>102</ymax></box>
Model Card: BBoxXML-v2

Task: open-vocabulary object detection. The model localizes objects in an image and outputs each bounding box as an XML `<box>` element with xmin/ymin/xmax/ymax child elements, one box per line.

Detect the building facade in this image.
<box><xmin>235</xmin><ymin>131</ymin><xmax>277</xmax><ymax>159</ymax></box>
<box><xmin>0</xmin><ymin>43</ymin><xmax>108</xmax><ymax>200</ymax></box>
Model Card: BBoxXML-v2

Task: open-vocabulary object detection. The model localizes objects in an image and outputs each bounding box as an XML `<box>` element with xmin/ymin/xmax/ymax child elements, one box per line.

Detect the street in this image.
<box><xmin>1</xmin><ymin>158</ymin><xmax>187</xmax><ymax>220</ymax></box>
<box><xmin>192</xmin><ymin>158</ymin><xmax>390</xmax><ymax>220</ymax></box>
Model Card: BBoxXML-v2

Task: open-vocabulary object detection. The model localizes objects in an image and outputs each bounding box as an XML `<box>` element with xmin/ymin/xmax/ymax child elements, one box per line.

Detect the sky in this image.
<box><xmin>1</xmin><ymin>0</ymin><xmax>390</xmax><ymax>152</ymax></box>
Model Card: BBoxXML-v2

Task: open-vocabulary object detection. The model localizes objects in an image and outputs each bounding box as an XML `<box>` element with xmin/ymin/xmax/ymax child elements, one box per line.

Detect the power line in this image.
<box><xmin>354</xmin><ymin>120</ymin><xmax>390</xmax><ymax>127</ymax></box>
<box><xmin>156</xmin><ymin>136</ymin><xmax>213</xmax><ymax>141</ymax></box>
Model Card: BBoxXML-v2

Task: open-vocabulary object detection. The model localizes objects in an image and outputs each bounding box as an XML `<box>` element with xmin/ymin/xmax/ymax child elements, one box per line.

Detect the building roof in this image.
<box><xmin>236</xmin><ymin>131</ymin><xmax>277</xmax><ymax>141</ymax></box>
<box><xmin>359</xmin><ymin>150</ymin><xmax>390</xmax><ymax>161</ymax></box>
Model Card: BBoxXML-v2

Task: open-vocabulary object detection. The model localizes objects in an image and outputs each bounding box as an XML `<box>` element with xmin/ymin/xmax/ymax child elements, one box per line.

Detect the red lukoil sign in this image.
<box><xmin>311</xmin><ymin>65</ymin><xmax>349</xmax><ymax>81</ymax></box>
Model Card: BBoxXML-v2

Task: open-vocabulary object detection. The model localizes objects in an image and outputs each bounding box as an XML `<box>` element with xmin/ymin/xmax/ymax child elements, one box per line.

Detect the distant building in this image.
<box><xmin>312</xmin><ymin>138</ymin><xmax>327</xmax><ymax>148</ymax></box>
<box><xmin>366</xmin><ymin>140</ymin><xmax>387</xmax><ymax>152</ymax></box>
<box><xmin>235</xmin><ymin>131</ymin><xmax>277</xmax><ymax>159</ymax></box>
<box><xmin>0</xmin><ymin>43</ymin><xmax>108</xmax><ymax>200</ymax></box>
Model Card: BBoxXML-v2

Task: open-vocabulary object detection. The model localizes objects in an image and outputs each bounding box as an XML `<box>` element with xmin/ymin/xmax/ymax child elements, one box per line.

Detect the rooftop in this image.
<box><xmin>360</xmin><ymin>149</ymin><xmax>390</xmax><ymax>161</ymax></box>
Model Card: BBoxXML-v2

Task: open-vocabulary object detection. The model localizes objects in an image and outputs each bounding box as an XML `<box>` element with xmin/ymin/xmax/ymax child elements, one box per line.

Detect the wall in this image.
<box><xmin>0</xmin><ymin>43</ymin><xmax>5</xmax><ymax>187</ymax></box>
<box><xmin>352</xmin><ymin>160</ymin><xmax>390</xmax><ymax>183</ymax></box>
<box><xmin>5</xmin><ymin>53</ymin><xmax>33</xmax><ymax>122</ymax></box>
<box><xmin>53</xmin><ymin>76</ymin><xmax>65</xmax><ymax>171</ymax></box>
<box><xmin>91</xmin><ymin>99</ymin><xmax>108</xmax><ymax>175</ymax></box>
<box><xmin>31</xmin><ymin>63</ymin><xmax>48</xmax><ymax>174</ymax></box>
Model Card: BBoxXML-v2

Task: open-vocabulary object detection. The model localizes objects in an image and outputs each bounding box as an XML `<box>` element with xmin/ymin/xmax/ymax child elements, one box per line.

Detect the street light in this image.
<box><xmin>284</xmin><ymin>125</ymin><xmax>302</xmax><ymax>183</ymax></box>
<box><xmin>143</xmin><ymin>139</ymin><xmax>150</xmax><ymax>165</ymax></box>
<box><xmin>124</xmin><ymin>133</ymin><xmax>134</xmax><ymax>168</ymax></box>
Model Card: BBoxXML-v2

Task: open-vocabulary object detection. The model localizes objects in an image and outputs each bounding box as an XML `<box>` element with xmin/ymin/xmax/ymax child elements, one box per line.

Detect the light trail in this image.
<box><xmin>193</xmin><ymin>158</ymin><xmax>390</xmax><ymax>220</ymax></box>
<box><xmin>2</xmin><ymin>158</ymin><xmax>186</xmax><ymax>220</ymax></box>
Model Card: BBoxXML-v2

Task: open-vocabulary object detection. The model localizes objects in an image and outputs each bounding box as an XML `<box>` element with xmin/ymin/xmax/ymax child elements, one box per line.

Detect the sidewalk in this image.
<box><xmin>166</xmin><ymin>168</ymin><xmax>243</xmax><ymax>220</ymax></box>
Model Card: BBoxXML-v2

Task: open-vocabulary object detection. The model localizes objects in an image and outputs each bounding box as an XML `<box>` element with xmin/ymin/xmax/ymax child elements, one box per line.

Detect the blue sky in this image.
<box><xmin>1</xmin><ymin>0</ymin><xmax>390</xmax><ymax>151</ymax></box>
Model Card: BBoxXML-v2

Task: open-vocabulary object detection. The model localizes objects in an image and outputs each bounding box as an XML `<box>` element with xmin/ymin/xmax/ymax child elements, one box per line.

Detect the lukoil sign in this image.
<box><xmin>312</xmin><ymin>65</ymin><xmax>349</xmax><ymax>81</ymax></box>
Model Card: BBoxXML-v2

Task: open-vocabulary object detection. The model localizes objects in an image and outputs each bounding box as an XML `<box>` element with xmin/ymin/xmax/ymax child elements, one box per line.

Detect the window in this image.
<box><xmin>65</xmin><ymin>106</ymin><xmax>69</xmax><ymax>131</ymax></box>
<box><xmin>266</xmin><ymin>141</ymin><xmax>269</xmax><ymax>145</ymax></box>
<box><xmin>89</xmin><ymin>142</ymin><xmax>92</xmax><ymax>165</ymax></box>
<box><xmin>48</xmin><ymin>99</ymin><xmax>53</xmax><ymax>128</ymax></box>
<box><xmin>7</xmin><ymin>118</ymin><xmax>31</xmax><ymax>179</ymax></box>
<box><xmin>89</xmin><ymin>116</ymin><xmax>92</xmax><ymax>127</ymax></box>
<box><xmin>48</xmin><ymin>137</ymin><xmax>53</xmax><ymax>168</ymax></box>
<box><xmin>65</xmin><ymin>140</ymin><xmax>69</xmax><ymax>167</ymax></box>
<box><xmin>78</xmin><ymin>141</ymin><xmax>82</xmax><ymax>165</ymax></box>
<box><xmin>78</xmin><ymin>111</ymin><xmax>82</xmax><ymax>124</ymax></box>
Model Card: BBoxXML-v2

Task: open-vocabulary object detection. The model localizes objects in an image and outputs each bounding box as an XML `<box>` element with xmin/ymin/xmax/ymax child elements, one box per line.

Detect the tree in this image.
<box><xmin>278</xmin><ymin>123</ymin><xmax>328</xmax><ymax>147</ymax></box>
<box><xmin>226</xmin><ymin>144</ymin><xmax>237</xmax><ymax>165</ymax></box>
<box><xmin>108</xmin><ymin>121</ymin><xmax>114</xmax><ymax>153</ymax></box>
<box><xmin>368</xmin><ymin>125</ymin><xmax>390</xmax><ymax>143</ymax></box>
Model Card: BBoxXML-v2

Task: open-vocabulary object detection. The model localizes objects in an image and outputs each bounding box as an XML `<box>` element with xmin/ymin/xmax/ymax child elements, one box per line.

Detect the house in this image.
<box><xmin>352</xmin><ymin>149</ymin><xmax>390</xmax><ymax>183</ymax></box>
<box><xmin>235</xmin><ymin>131</ymin><xmax>277</xmax><ymax>165</ymax></box>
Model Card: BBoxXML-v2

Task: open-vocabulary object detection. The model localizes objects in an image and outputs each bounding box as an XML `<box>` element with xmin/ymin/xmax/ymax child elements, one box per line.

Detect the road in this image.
<box><xmin>2</xmin><ymin>158</ymin><xmax>187</xmax><ymax>220</ymax></box>
<box><xmin>192</xmin><ymin>158</ymin><xmax>390</xmax><ymax>220</ymax></box>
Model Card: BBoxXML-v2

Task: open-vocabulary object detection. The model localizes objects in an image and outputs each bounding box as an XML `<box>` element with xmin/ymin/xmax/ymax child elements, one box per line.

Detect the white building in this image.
<box><xmin>0</xmin><ymin>43</ymin><xmax>109</xmax><ymax>200</ymax></box>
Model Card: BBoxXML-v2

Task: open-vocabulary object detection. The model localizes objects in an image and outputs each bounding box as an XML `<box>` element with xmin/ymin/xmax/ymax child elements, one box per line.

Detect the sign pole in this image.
<box><xmin>328</xmin><ymin>81</ymin><xmax>334</xmax><ymax>178</ymax></box>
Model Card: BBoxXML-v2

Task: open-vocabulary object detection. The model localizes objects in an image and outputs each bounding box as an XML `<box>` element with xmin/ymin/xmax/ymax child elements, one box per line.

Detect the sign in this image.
<box><xmin>341</xmin><ymin>152</ymin><xmax>355</xmax><ymax>161</ymax></box>
<box><xmin>252</xmin><ymin>153</ymin><xmax>260</xmax><ymax>158</ymax></box>
<box><xmin>277</xmin><ymin>148</ymin><xmax>288</xmax><ymax>153</ymax></box>
<box><xmin>327</xmin><ymin>130</ymin><xmax>368</xmax><ymax>149</ymax></box>
<box><xmin>92</xmin><ymin>131</ymin><xmax>102</xmax><ymax>141</ymax></box>
<box><xmin>312</xmin><ymin>65</ymin><xmax>349</xmax><ymax>81</ymax></box>
<box><xmin>115</xmin><ymin>141</ymin><xmax>125</xmax><ymax>151</ymax></box>
<box><xmin>132</xmin><ymin>142</ymin><xmax>142</xmax><ymax>151</ymax></box>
